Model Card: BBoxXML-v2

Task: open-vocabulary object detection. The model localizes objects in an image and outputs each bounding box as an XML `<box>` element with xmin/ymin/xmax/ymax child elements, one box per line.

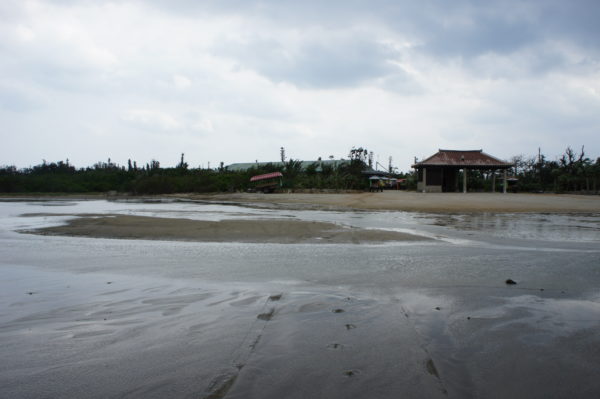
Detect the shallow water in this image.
<box><xmin>1</xmin><ymin>199</ymin><xmax>599</xmax><ymax>398</ymax></box>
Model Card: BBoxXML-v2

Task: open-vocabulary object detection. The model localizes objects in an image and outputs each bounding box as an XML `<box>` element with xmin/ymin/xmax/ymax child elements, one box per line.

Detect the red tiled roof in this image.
<box><xmin>250</xmin><ymin>172</ymin><xmax>283</xmax><ymax>182</ymax></box>
<box><xmin>413</xmin><ymin>149</ymin><xmax>512</xmax><ymax>168</ymax></box>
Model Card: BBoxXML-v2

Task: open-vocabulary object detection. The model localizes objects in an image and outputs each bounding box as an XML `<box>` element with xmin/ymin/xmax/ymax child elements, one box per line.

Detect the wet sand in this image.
<box><xmin>26</xmin><ymin>214</ymin><xmax>429</xmax><ymax>243</ymax></box>
<box><xmin>181</xmin><ymin>191</ymin><xmax>600</xmax><ymax>213</ymax></box>
<box><xmin>2</xmin><ymin>200</ymin><xmax>600</xmax><ymax>398</ymax></box>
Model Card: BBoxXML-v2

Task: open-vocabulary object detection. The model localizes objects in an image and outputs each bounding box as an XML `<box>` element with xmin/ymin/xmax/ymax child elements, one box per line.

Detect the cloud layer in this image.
<box><xmin>1</xmin><ymin>0</ymin><xmax>599</xmax><ymax>169</ymax></box>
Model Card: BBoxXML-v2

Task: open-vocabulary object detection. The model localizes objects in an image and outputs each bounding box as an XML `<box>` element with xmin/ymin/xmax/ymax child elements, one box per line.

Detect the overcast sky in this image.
<box><xmin>1</xmin><ymin>0</ymin><xmax>599</xmax><ymax>170</ymax></box>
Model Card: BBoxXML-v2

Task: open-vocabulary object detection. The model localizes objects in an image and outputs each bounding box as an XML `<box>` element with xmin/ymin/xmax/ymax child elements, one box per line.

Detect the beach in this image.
<box><xmin>1</xmin><ymin>197</ymin><xmax>599</xmax><ymax>398</ymax></box>
<box><xmin>5</xmin><ymin>191</ymin><xmax>600</xmax><ymax>213</ymax></box>
<box><xmin>181</xmin><ymin>191</ymin><xmax>600</xmax><ymax>213</ymax></box>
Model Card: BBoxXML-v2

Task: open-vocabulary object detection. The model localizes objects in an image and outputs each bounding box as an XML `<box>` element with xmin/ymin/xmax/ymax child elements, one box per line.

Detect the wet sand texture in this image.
<box><xmin>27</xmin><ymin>215</ymin><xmax>429</xmax><ymax>243</ymax></box>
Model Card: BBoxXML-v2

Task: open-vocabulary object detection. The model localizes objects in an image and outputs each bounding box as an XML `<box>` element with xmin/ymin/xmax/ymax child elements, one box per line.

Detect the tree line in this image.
<box><xmin>509</xmin><ymin>146</ymin><xmax>600</xmax><ymax>193</ymax></box>
<box><xmin>0</xmin><ymin>153</ymin><xmax>381</xmax><ymax>194</ymax></box>
<box><xmin>0</xmin><ymin>147</ymin><xmax>598</xmax><ymax>194</ymax></box>
<box><xmin>449</xmin><ymin>146</ymin><xmax>600</xmax><ymax>193</ymax></box>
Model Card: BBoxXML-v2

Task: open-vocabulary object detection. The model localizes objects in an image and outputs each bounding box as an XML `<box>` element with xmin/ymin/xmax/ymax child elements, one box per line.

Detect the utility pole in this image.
<box><xmin>538</xmin><ymin>147</ymin><xmax>542</xmax><ymax>189</ymax></box>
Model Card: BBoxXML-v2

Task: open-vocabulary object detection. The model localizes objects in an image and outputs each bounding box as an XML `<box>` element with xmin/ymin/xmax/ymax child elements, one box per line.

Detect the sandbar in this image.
<box><xmin>26</xmin><ymin>214</ymin><xmax>429</xmax><ymax>244</ymax></box>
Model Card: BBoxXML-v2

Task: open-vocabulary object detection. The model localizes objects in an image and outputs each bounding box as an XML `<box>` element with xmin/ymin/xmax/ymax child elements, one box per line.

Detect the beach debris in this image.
<box><xmin>268</xmin><ymin>294</ymin><xmax>282</xmax><ymax>301</ymax></box>
<box><xmin>343</xmin><ymin>370</ymin><xmax>359</xmax><ymax>377</ymax></box>
<box><xmin>345</xmin><ymin>324</ymin><xmax>356</xmax><ymax>330</ymax></box>
<box><xmin>467</xmin><ymin>316</ymin><xmax>471</xmax><ymax>320</ymax></box>
<box><xmin>435</xmin><ymin>307</ymin><xmax>441</xmax><ymax>310</ymax></box>
<box><xmin>106</xmin><ymin>281</ymin><xmax>112</xmax><ymax>285</ymax></box>
<box><xmin>505</xmin><ymin>279</ymin><xmax>517</xmax><ymax>285</ymax></box>
<box><xmin>332</xmin><ymin>308</ymin><xmax>345</xmax><ymax>313</ymax></box>
<box><xmin>27</xmin><ymin>292</ymin><xmax>34</xmax><ymax>295</ymax></box>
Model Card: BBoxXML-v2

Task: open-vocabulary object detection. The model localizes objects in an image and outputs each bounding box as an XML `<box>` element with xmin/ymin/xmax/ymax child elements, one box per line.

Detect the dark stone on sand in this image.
<box><xmin>257</xmin><ymin>308</ymin><xmax>275</xmax><ymax>321</ymax></box>
<box><xmin>435</xmin><ymin>307</ymin><xmax>441</xmax><ymax>310</ymax></box>
<box><xmin>505</xmin><ymin>279</ymin><xmax>517</xmax><ymax>285</ymax></box>
<box><xmin>268</xmin><ymin>294</ymin><xmax>282</xmax><ymax>301</ymax></box>
<box><xmin>345</xmin><ymin>324</ymin><xmax>356</xmax><ymax>330</ymax></box>
<box><xmin>332</xmin><ymin>308</ymin><xmax>345</xmax><ymax>313</ymax></box>
<box><xmin>467</xmin><ymin>316</ymin><xmax>471</xmax><ymax>320</ymax></box>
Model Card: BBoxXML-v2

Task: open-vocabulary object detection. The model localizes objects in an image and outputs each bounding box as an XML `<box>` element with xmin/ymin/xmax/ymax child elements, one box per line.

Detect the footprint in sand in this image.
<box><xmin>257</xmin><ymin>308</ymin><xmax>275</xmax><ymax>321</ymax></box>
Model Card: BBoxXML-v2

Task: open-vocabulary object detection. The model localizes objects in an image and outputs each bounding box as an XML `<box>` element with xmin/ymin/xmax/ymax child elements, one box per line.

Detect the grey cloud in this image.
<box><xmin>142</xmin><ymin>0</ymin><xmax>600</xmax><ymax>85</ymax></box>
<box><xmin>216</xmin><ymin>35</ymin><xmax>401</xmax><ymax>88</ymax></box>
<box><xmin>0</xmin><ymin>85</ymin><xmax>41</xmax><ymax>112</ymax></box>
<box><xmin>538</xmin><ymin>0</ymin><xmax>600</xmax><ymax>47</ymax></box>
<box><xmin>417</xmin><ymin>0</ymin><xmax>600</xmax><ymax>59</ymax></box>
<box><xmin>421</xmin><ymin>14</ymin><xmax>538</xmax><ymax>58</ymax></box>
<box><xmin>156</xmin><ymin>1</ymin><xmax>600</xmax><ymax>58</ymax></box>
<box><xmin>376</xmin><ymin>73</ymin><xmax>424</xmax><ymax>96</ymax></box>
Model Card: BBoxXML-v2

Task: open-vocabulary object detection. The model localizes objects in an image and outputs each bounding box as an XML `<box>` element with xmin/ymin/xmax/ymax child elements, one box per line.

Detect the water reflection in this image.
<box><xmin>420</xmin><ymin>212</ymin><xmax>600</xmax><ymax>242</ymax></box>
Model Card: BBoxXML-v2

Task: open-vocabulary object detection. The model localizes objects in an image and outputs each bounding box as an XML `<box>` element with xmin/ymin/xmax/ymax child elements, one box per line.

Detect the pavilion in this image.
<box><xmin>412</xmin><ymin>149</ymin><xmax>513</xmax><ymax>193</ymax></box>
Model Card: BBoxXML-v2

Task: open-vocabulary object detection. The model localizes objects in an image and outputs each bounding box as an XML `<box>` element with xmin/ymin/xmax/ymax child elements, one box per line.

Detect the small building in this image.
<box><xmin>412</xmin><ymin>149</ymin><xmax>513</xmax><ymax>193</ymax></box>
<box><xmin>250</xmin><ymin>172</ymin><xmax>283</xmax><ymax>193</ymax></box>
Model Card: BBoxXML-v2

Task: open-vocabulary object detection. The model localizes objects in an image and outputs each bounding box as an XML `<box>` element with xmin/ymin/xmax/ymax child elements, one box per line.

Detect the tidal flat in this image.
<box><xmin>1</xmin><ymin>198</ymin><xmax>599</xmax><ymax>398</ymax></box>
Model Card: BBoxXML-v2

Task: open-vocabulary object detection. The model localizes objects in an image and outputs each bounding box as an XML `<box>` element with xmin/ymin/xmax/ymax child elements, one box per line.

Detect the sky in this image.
<box><xmin>1</xmin><ymin>0</ymin><xmax>599</xmax><ymax>171</ymax></box>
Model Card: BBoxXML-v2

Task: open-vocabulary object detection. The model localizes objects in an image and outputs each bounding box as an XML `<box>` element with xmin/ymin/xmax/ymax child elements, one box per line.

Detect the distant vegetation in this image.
<box><xmin>1</xmin><ymin>147</ymin><xmax>598</xmax><ymax>194</ymax></box>
<box><xmin>460</xmin><ymin>146</ymin><xmax>600</xmax><ymax>193</ymax></box>
<box><xmin>0</xmin><ymin>153</ymin><xmax>383</xmax><ymax>194</ymax></box>
<box><xmin>508</xmin><ymin>146</ymin><xmax>600</xmax><ymax>193</ymax></box>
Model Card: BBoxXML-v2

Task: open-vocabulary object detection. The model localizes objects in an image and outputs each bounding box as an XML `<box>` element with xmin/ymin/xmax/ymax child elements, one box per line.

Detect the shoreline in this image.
<box><xmin>3</xmin><ymin>191</ymin><xmax>600</xmax><ymax>213</ymax></box>
<box><xmin>160</xmin><ymin>191</ymin><xmax>600</xmax><ymax>213</ymax></box>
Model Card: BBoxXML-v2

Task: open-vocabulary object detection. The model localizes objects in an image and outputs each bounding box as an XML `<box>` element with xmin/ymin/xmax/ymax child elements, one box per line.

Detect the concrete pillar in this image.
<box><xmin>455</xmin><ymin>169</ymin><xmax>459</xmax><ymax>192</ymax></box>
<box><xmin>463</xmin><ymin>168</ymin><xmax>467</xmax><ymax>193</ymax></box>
<box><xmin>492</xmin><ymin>172</ymin><xmax>496</xmax><ymax>193</ymax></box>
<box><xmin>422</xmin><ymin>167</ymin><xmax>427</xmax><ymax>193</ymax></box>
<box><xmin>503</xmin><ymin>169</ymin><xmax>507</xmax><ymax>194</ymax></box>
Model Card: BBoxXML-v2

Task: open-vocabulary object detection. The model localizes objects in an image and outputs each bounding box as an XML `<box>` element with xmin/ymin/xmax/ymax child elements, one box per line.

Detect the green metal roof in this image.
<box><xmin>225</xmin><ymin>160</ymin><xmax>349</xmax><ymax>172</ymax></box>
